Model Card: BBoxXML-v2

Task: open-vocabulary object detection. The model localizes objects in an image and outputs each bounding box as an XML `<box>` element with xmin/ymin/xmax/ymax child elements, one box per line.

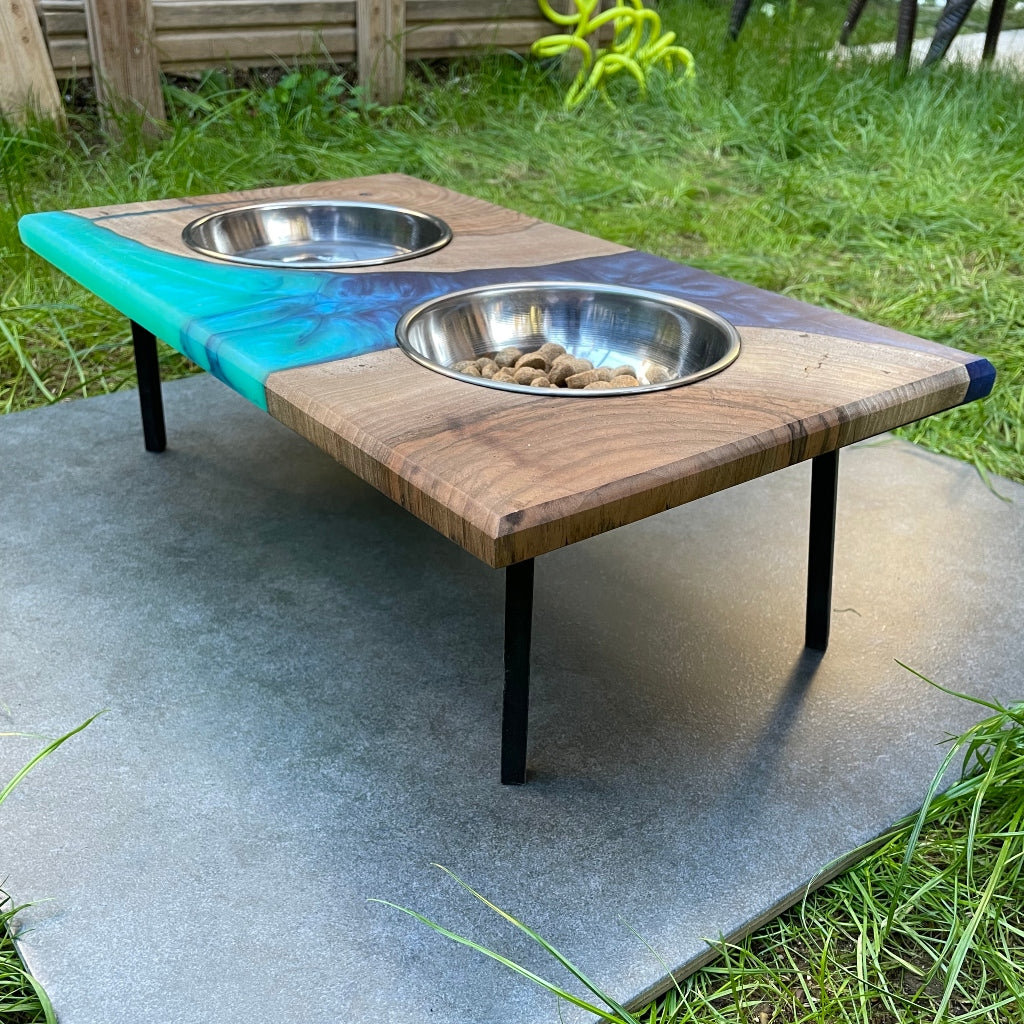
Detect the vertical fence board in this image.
<box><xmin>0</xmin><ymin>0</ymin><xmax>62</xmax><ymax>121</ymax></box>
<box><xmin>357</xmin><ymin>0</ymin><xmax>405</xmax><ymax>104</ymax></box>
<box><xmin>84</xmin><ymin>0</ymin><xmax>164</xmax><ymax>127</ymax></box>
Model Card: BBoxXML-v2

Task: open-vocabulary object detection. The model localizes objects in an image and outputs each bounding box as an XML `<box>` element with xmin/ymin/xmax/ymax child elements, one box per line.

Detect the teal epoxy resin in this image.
<box><xmin>18</xmin><ymin>208</ymin><xmax>995</xmax><ymax>412</ymax></box>
<box><xmin>18</xmin><ymin>212</ymin><xmax>428</xmax><ymax>409</ymax></box>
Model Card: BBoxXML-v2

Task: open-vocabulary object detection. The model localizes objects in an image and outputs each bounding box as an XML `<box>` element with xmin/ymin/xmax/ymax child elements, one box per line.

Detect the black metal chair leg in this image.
<box><xmin>501</xmin><ymin>558</ymin><xmax>535</xmax><ymax>785</ymax></box>
<box><xmin>727</xmin><ymin>0</ymin><xmax>754</xmax><ymax>40</ymax></box>
<box><xmin>894</xmin><ymin>0</ymin><xmax>918</xmax><ymax>70</ymax></box>
<box><xmin>805</xmin><ymin>450</ymin><xmax>839</xmax><ymax>652</ymax></box>
<box><xmin>839</xmin><ymin>0</ymin><xmax>871</xmax><ymax>46</ymax></box>
<box><xmin>923</xmin><ymin>0</ymin><xmax>977</xmax><ymax>66</ymax></box>
<box><xmin>130</xmin><ymin>320</ymin><xmax>166</xmax><ymax>453</ymax></box>
<box><xmin>982</xmin><ymin>0</ymin><xmax>1007</xmax><ymax>61</ymax></box>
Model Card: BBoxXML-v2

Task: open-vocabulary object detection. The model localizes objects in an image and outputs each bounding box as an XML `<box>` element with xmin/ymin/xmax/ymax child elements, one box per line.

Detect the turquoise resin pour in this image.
<box><xmin>18</xmin><ymin>211</ymin><xmax>447</xmax><ymax>409</ymax></box>
<box><xmin>19</xmin><ymin>210</ymin><xmax>995</xmax><ymax>410</ymax></box>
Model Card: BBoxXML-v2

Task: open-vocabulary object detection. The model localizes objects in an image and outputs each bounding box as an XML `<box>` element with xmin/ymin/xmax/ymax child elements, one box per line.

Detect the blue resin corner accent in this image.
<box><xmin>964</xmin><ymin>356</ymin><xmax>998</xmax><ymax>404</ymax></box>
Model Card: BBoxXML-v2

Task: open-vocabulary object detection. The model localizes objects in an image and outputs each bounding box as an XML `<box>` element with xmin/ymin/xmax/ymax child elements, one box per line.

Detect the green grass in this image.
<box><xmin>640</xmin><ymin>682</ymin><xmax>1024</xmax><ymax>1023</ymax></box>
<box><xmin>1</xmin><ymin>1</ymin><xmax>1022</xmax><ymax>1017</ymax></box>
<box><xmin>0</xmin><ymin>907</ymin><xmax>51</xmax><ymax>1024</ymax></box>
<box><xmin>1</xmin><ymin>715</ymin><xmax>101</xmax><ymax>1023</ymax></box>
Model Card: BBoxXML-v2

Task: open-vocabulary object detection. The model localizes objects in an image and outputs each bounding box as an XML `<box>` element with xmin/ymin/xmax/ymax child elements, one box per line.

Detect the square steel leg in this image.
<box><xmin>806</xmin><ymin>450</ymin><xmax>839</xmax><ymax>651</ymax></box>
<box><xmin>501</xmin><ymin>558</ymin><xmax>535</xmax><ymax>784</ymax></box>
<box><xmin>130</xmin><ymin>320</ymin><xmax>166</xmax><ymax>453</ymax></box>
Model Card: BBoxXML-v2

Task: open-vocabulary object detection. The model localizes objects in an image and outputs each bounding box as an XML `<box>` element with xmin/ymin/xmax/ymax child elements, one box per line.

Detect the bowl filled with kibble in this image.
<box><xmin>394</xmin><ymin>282</ymin><xmax>740</xmax><ymax>396</ymax></box>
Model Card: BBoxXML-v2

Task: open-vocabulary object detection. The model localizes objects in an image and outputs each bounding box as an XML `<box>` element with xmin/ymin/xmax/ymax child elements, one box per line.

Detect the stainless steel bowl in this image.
<box><xmin>395</xmin><ymin>282</ymin><xmax>741</xmax><ymax>396</ymax></box>
<box><xmin>182</xmin><ymin>200</ymin><xmax>453</xmax><ymax>269</ymax></box>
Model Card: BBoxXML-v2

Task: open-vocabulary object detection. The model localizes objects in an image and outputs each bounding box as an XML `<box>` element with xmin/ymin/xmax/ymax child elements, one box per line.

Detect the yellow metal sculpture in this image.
<box><xmin>532</xmin><ymin>0</ymin><xmax>695</xmax><ymax>109</ymax></box>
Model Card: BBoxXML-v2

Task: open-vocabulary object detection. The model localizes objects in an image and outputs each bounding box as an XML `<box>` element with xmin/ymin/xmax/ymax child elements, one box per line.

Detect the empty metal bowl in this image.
<box><xmin>182</xmin><ymin>200</ymin><xmax>452</xmax><ymax>269</ymax></box>
<box><xmin>395</xmin><ymin>282</ymin><xmax>741</xmax><ymax>396</ymax></box>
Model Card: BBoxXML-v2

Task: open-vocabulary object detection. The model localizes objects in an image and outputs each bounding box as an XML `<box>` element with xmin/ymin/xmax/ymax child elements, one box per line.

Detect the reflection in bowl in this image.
<box><xmin>395</xmin><ymin>282</ymin><xmax>741</xmax><ymax>396</ymax></box>
<box><xmin>183</xmin><ymin>200</ymin><xmax>452</xmax><ymax>269</ymax></box>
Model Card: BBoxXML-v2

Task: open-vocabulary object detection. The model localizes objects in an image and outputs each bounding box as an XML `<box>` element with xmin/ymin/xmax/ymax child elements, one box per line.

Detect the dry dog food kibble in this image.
<box><xmin>494</xmin><ymin>346</ymin><xmax>523</xmax><ymax>368</ymax></box>
<box><xmin>566</xmin><ymin>369</ymin><xmax>600</xmax><ymax>389</ymax></box>
<box><xmin>514</xmin><ymin>353</ymin><xmax>548</xmax><ymax>371</ymax></box>
<box><xmin>454</xmin><ymin>347</ymin><xmax>671</xmax><ymax>391</ymax></box>
<box><xmin>514</xmin><ymin>365</ymin><xmax>546</xmax><ymax>385</ymax></box>
<box><xmin>536</xmin><ymin>342</ymin><xmax>567</xmax><ymax>363</ymax></box>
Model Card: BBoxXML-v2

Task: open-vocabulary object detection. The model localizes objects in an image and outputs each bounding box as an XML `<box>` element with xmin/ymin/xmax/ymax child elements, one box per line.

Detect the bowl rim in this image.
<box><xmin>181</xmin><ymin>199</ymin><xmax>453</xmax><ymax>269</ymax></box>
<box><xmin>394</xmin><ymin>280</ymin><xmax>742</xmax><ymax>397</ymax></box>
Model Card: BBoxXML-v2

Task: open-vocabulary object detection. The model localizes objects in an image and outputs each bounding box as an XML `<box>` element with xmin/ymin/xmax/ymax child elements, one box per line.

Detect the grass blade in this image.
<box><xmin>368</xmin><ymin>898</ymin><xmax>630</xmax><ymax>1023</ymax></box>
<box><xmin>430</xmin><ymin>864</ymin><xmax>642</xmax><ymax>1024</ymax></box>
<box><xmin>0</xmin><ymin>713</ymin><xmax>104</xmax><ymax>809</ymax></box>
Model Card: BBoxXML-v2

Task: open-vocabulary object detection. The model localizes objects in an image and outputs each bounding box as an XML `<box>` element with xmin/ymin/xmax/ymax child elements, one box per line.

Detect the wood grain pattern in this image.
<box><xmin>408</xmin><ymin>0</ymin><xmax>541</xmax><ymax>17</ymax></box>
<box><xmin>0</xmin><ymin>0</ymin><xmax>62</xmax><ymax>121</ymax></box>
<box><xmin>265</xmin><ymin>327</ymin><xmax>972</xmax><ymax>567</ymax></box>
<box><xmin>38</xmin><ymin>0</ymin><xmax>357</xmax><ymax>71</ymax></box>
<box><xmin>388</xmin><ymin>19</ymin><xmax>557</xmax><ymax>56</ymax></box>
<box><xmin>155</xmin><ymin>26</ymin><xmax>355</xmax><ymax>66</ymax></box>
<box><xmin>84</xmin><ymin>0</ymin><xmax>164</xmax><ymax>125</ymax></box>
<box><xmin>69</xmin><ymin>173</ymin><xmax>628</xmax><ymax>271</ymax></box>
<box><xmin>156</xmin><ymin>0</ymin><xmax>356</xmax><ymax>30</ymax></box>
<box><xmin>29</xmin><ymin>174</ymin><xmax>989</xmax><ymax>568</ymax></box>
<box><xmin>357</xmin><ymin>0</ymin><xmax>404</xmax><ymax>103</ymax></box>
<box><xmin>36</xmin><ymin>0</ymin><xmax>551</xmax><ymax>74</ymax></box>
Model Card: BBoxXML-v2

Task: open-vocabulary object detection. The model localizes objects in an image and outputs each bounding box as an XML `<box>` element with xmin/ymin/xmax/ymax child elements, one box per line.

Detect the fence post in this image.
<box><xmin>357</xmin><ymin>0</ymin><xmax>406</xmax><ymax>105</ymax></box>
<box><xmin>84</xmin><ymin>0</ymin><xmax>165</xmax><ymax>132</ymax></box>
<box><xmin>0</xmin><ymin>0</ymin><xmax>63</xmax><ymax>123</ymax></box>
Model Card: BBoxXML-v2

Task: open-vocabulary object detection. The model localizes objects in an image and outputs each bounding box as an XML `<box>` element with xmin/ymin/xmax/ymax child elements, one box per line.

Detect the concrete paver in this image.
<box><xmin>2</xmin><ymin>375</ymin><xmax>1021</xmax><ymax>1023</ymax></box>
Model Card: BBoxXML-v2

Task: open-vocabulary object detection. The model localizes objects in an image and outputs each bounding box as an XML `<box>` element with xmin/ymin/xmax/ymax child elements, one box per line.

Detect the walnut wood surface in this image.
<box><xmin>69</xmin><ymin>173</ymin><xmax>627</xmax><ymax>271</ymax></box>
<box><xmin>43</xmin><ymin>174</ymin><xmax>986</xmax><ymax>567</ymax></box>
<box><xmin>266</xmin><ymin>327</ymin><xmax>972</xmax><ymax>567</ymax></box>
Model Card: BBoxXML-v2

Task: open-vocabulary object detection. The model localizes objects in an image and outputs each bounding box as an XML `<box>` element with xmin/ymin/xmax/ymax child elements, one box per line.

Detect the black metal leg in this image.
<box><xmin>922</xmin><ymin>0</ymin><xmax>975</xmax><ymax>65</ymax></box>
<box><xmin>839</xmin><ymin>0</ymin><xmax>870</xmax><ymax>45</ymax></box>
<box><xmin>982</xmin><ymin>0</ymin><xmax>1007</xmax><ymax>60</ymax></box>
<box><xmin>501</xmin><ymin>558</ymin><xmax>535</xmax><ymax>785</ymax></box>
<box><xmin>130</xmin><ymin>320</ymin><xmax>166</xmax><ymax>453</ymax></box>
<box><xmin>894</xmin><ymin>0</ymin><xmax>918</xmax><ymax>70</ymax></box>
<box><xmin>805</xmin><ymin>450</ymin><xmax>839</xmax><ymax>652</ymax></box>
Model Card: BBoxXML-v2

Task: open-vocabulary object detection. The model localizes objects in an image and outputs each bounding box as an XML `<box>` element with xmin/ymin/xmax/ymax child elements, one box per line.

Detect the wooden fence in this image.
<box><xmin>1</xmin><ymin>0</ymin><xmax>561</xmax><ymax>125</ymax></box>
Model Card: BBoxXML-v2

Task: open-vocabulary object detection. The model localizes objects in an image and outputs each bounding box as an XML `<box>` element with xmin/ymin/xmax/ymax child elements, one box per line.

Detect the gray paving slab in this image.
<box><xmin>1</xmin><ymin>373</ymin><xmax>1021</xmax><ymax>1024</ymax></box>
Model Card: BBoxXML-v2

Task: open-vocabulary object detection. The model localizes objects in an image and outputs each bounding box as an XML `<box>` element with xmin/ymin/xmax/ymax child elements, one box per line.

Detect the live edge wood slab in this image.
<box><xmin>19</xmin><ymin>174</ymin><xmax>995</xmax><ymax>568</ymax></box>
